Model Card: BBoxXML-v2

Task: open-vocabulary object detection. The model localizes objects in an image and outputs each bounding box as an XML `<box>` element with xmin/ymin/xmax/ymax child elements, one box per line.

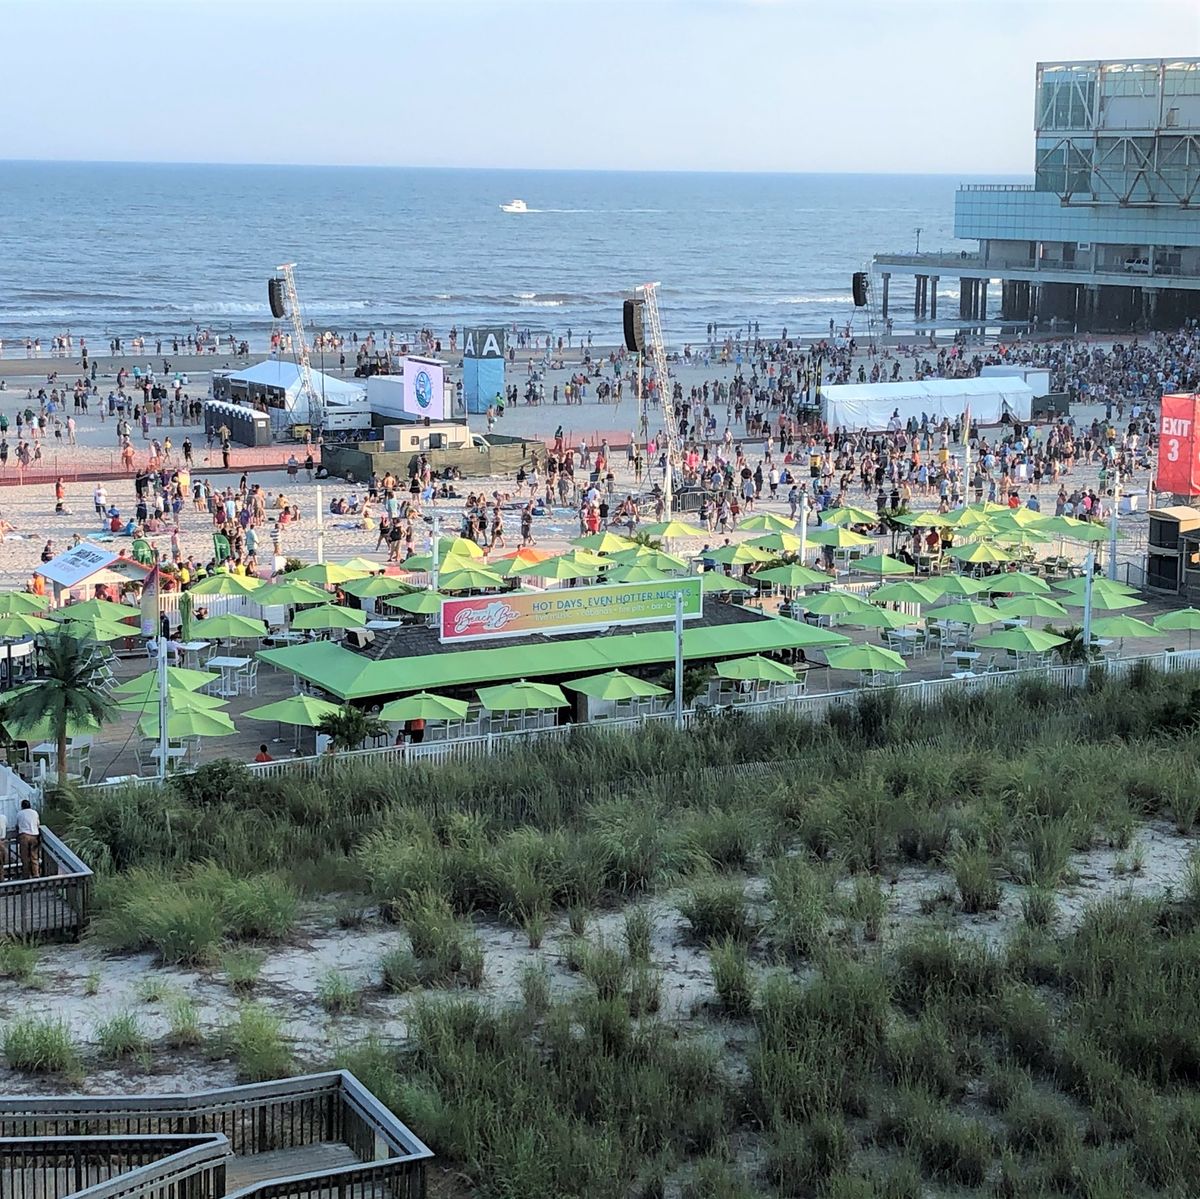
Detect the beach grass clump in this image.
<box><xmin>381</xmin><ymin>914</ymin><xmax>486</xmax><ymax>993</ymax></box>
<box><xmin>218</xmin><ymin>947</ymin><xmax>265</xmax><ymax>994</ymax></box>
<box><xmin>3</xmin><ymin>1017</ymin><xmax>81</xmax><ymax>1075</ymax></box>
<box><xmin>622</xmin><ymin>906</ymin><xmax>654</xmax><ymax>964</ymax></box>
<box><xmin>680</xmin><ymin>805</ymin><xmax>757</xmax><ymax>871</ymax></box>
<box><xmin>678</xmin><ymin>880</ymin><xmax>755</xmax><ymax>944</ymax></box>
<box><xmin>763</xmin><ymin>1114</ymin><xmax>852</xmax><ymax>1194</ymax></box>
<box><xmin>0</xmin><ymin>939</ymin><xmax>39</xmax><ymax>984</ymax></box>
<box><xmin>134</xmin><ymin>975</ymin><xmax>172</xmax><ymax>1003</ymax></box>
<box><xmin>574</xmin><ymin>935</ymin><xmax>630</xmax><ymax>1002</ymax></box>
<box><xmin>519</xmin><ymin>960</ymin><xmax>551</xmax><ymax>1016</ymax></box>
<box><xmin>876</xmin><ymin>1087</ymin><xmax>993</xmax><ymax>1187</ymax></box>
<box><xmin>949</xmin><ymin>843</ymin><xmax>1002</xmax><ymax>913</ymax></box>
<box><xmin>94</xmin><ymin>1010</ymin><xmax>148</xmax><ymax>1061</ymax></box>
<box><xmin>708</xmin><ymin>936</ymin><xmax>754</xmax><ymax>1018</ymax></box>
<box><xmin>166</xmin><ymin>996</ymin><xmax>203</xmax><ymax>1048</ymax></box>
<box><xmin>627</xmin><ymin>965</ymin><xmax>662</xmax><ymax>1017</ymax></box>
<box><xmin>228</xmin><ymin>1002</ymin><xmax>293</xmax><ymax>1081</ymax></box>
<box><xmin>765</xmin><ymin>856</ymin><xmax>829</xmax><ymax>961</ymax></box>
<box><xmin>316</xmin><ymin>969</ymin><xmax>362</xmax><ymax>1014</ymax></box>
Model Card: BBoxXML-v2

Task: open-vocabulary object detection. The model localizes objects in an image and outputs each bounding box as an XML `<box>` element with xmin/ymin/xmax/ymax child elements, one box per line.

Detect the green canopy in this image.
<box><xmin>244</xmin><ymin>695</ymin><xmax>343</xmax><ymax>727</ymax></box>
<box><xmin>187</xmin><ymin>574</ymin><xmax>263</xmax><ymax>597</ymax></box>
<box><xmin>55</xmin><ymin>615</ymin><xmax>135</xmax><ymax>642</ymax></box>
<box><xmin>746</xmin><ymin>532</ymin><xmax>804</xmax><ymax>555</ymax></box>
<box><xmin>825</xmin><ymin>643</ymin><xmax>907</xmax><ymax>673</ymax></box>
<box><xmin>801</xmin><ymin>591</ymin><xmax>874</xmax><ymax>617</ymax></box>
<box><xmin>925</xmin><ymin>575</ymin><xmax>990</xmax><ymax>598</ymax></box>
<box><xmin>606</xmin><ymin>565</ymin><xmax>674</xmax><ymax>584</ymax></box>
<box><xmin>806</xmin><ymin>525</ymin><xmax>874</xmax><ymax>548</ymax></box>
<box><xmin>115</xmin><ymin>666</ymin><xmax>216</xmax><ymax>696</ymax></box>
<box><xmin>992</xmin><ymin>595</ymin><xmax>1070</xmax><ymax>621</ymax></box>
<box><xmin>1054</xmin><ymin>576</ymin><xmax>1138</xmax><ymax>597</ymax></box>
<box><xmin>387</xmin><ymin>591</ymin><xmax>446</xmax><ymax>614</ymax></box>
<box><xmin>477</xmin><ymin>679</ymin><xmax>569</xmax><ymax>712</ymax></box>
<box><xmin>984</xmin><ymin>572</ymin><xmax>1052</xmax><ymax>596</ymax></box>
<box><xmin>339</xmin><ymin>557</ymin><xmax>386</xmax><ymax>574</ymax></box>
<box><xmin>990</xmin><ymin>507</ymin><xmax>1053</xmax><ymax>531</ymax></box>
<box><xmin>608</xmin><ymin>547</ymin><xmax>689</xmax><ymax>571</ymax></box>
<box><xmin>0</xmin><ymin>591</ymin><xmax>50</xmax><ymax>615</ymax></box>
<box><xmin>481</xmin><ymin>557</ymin><xmax>526</xmax><ymax>579</ymax></box>
<box><xmin>118</xmin><ymin>688</ymin><xmax>227</xmax><ymax>714</ymax></box>
<box><xmin>853</xmin><ymin>554</ymin><xmax>915</xmax><ymax>576</ymax></box>
<box><xmin>1058</xmin><ymin>590</ymin><xmax>1145</xmax><ymax>612</ymax></box>
<box><xmin>1090</xmin><ymin>615</ymin><xmax>1159</xmax><ymax>640</ymax></box>
<box><xmin>291</xmin><ymin>605</ymin><xmax>368</xmax><ymax>631</ymax></box>
<box><xmin>3</xmin><ymin>710</ymin><xmax>108</xmax><ymax>742</ymax></box>
<box><xmin>138</xmin><ymin>708</ymin><xmax>237</xmax><ymax>739</ymax></box>
<box><xmin>1153</xmin><ymin>608</ymin><xmax>1200</xmax><ymax>632</ymax></box>
<box><xmin>974</xmin><ymin>627</ymin><xmax>1067</xmax><ymax>653</ymax></box>
<box><xmin>700</xmin><ymin>573</ymin><xmax>756</xmax><ymax>594</ymax></box>
<box><xmin>948</xmin><ymin>541</ymin><xmax>1013</xmax><ymax>565</ymax></box>
<box><xmin>289</xmin><ymin>561</ymin><xmax>370</xmax><ymax>586</ymax></box>
<box><xmin>736</xmin><ymin>513</ymin><xmax>794</xmax><ymax>533</ymax></box>
<box><xmin>523</xmin><ymin>555</ymin><xmax>603</xmax><ymax>581</ymax></box>
<box><xmin>563</xmin><ymin>670</ymin><xmax>670</xmax><ymax>701</ymax></box>
<box><xmin>439</xmin><ymin>566</ymin><xmax>506</xmax><ymax>591</ymax></box>
<box><xmin>819</xmin><ymin>505</ymin><xmax>877</xmax><ymax>526</ymax></box>
<box><xmin>1059</xmin><ymin>522</ymin><xmax>1120</xmax><ymax>544</ymax></box>
<box><xmin>929</xmin><ymin>601</ymin><xmax>1002</xmax><ymax>625</ymax></box>
<box><xmin>195</xmin><ymin>612</ymin><xmax>266</xmax><ymax>641</ymax></box>
<box><xmin>706</xmin><ymin>542</ymin><xmax>771</xmax><ymax>567</ymax></box>
<box><xmin>641</xmin><ymin>520</ymin><xmax>705</xmax><ymax>539</ymax></box>
<box><xmin>54</xmin><ymin>597</ymin><xmax>140</xmax><ymax>622</ymax></box>
<box><xmin>256</xmin><ymin>579</ymin><xmax>332</xmax><ymax>607</ymax></box>
<box><xmin>715</xmin><ymin>655</ymin><xmax>797</xmax><ymax>683</ymax></box>
<box><xmin>378</xmin><ymin>692</ymin><xmax>471</xmax><ymax>722</ymax></box>
<box><xmin>842</xmin><ymin>607</ymin><xmax>921</xmax><ymax>631</ymax></box>
<box><xmin>0</xmin><ymin>613</ymin><xmax>59</xmax><ymax>638</ymax></box>
<box><xmin>870</xmin><ymin>580</ymin><xmax>940</xmax><ymax>605</ymax></box>
<box><xmin>343</xmin><ymin>575</ymin><xmax>411</xmax><ymax>599</ymax></box>
<box><xmin>756</xmin><ymin>564</ymin><xmax>830</xmax><ymax>589</ymax></box>
<box><xmin>573</xmin><ymin>531</ymin><xmax>636</xmax><ymax>553</ymax></box>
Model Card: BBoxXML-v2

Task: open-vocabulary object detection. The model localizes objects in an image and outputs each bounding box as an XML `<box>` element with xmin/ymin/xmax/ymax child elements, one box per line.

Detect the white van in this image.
<box><xmin>1124</xmin><ymin>257</ymin><xmax>1151</xmax><ymax>274</ymax></box>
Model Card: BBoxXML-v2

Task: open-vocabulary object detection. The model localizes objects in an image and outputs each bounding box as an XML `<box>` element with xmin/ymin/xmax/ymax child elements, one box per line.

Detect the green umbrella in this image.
<box><xmin>608</xmin><ymin>547</ymin><xmax>688</xmax><ymax>571</ymax></box>
<box><xmin>118</xmin><ymin>688</ymin><xmax>227</xmax><ymax>714</ymax></box>
<box><xmin>195</xmin><ymin>612</ymin><xmax>267</xmax><ymax>641</ymax></box>
<box><xmin>0</xmin><ymin>591</ymin><xmax>50</xmax><ymax>614</ymax></box>
<box><xmin>841</xmin><ymin>607</ymin><xmax>921</xmax><ymax>631</ymax></box>
<box><xmin>54</xmin><ymin>597</ymin><xmax>140</xmax><ymax>622</ymax></box>
<box><xmin>138</xmin><ymin>708</ymin><xmax>237</xmax><ymax>740</ymax></box>
<box><xmin>757</xmin><ymin>564</ymin><xmax>830</xmax><ymax>589</ymax></box>
<box><xmin>255</xmin><ymin>579</ymin><xmax>332</xmax><ymax>607</ymax></box>
<box><xmin>343</xmin><ymin>575</ymin><xmax>411</xmax><ymax>599</ymax></box>
<box><xmin>607</xmin><ymin>565</ymin><xmax>674</xmax><ymax>584</ymax></box>
<box><xmin>1153</xmin><ymin>608</ymin><xmax>1200</xmax><ymax>649</ymax></box>
<box><xmin>1090</xmin><ymin>615</ymin><xmax>1159</xmax><ymax>640</ymax></box>
<box><xmin>291</xmin><ymin>605</ymin><xmax>368</xmax><ymax>631</ymax></box>
<box><xmin>707</xmin><ymin>542</ymin><xmax>772</xmax><ymax>567</ymax></box>
<box><xmin>523</xmin><ymin>555</ymin><xmax>604</xmax><ymax>581</ymax></box>
<box><xmin>802</xmin><ymin>591</ymin><xmax>874</xmax><ymax>617</ymax></box>
<box><xmin>3</xmin><ymin>711</ymin><xmax>108</xmax><ymax>742</ymax></box>
<box><xmin>984</xmin><ymin>572</ymin><xmax>1052</xmax><ymax>596</ymax></box>
<box><xmin>388</xmin><ymin>590</ymin><xmax>446</xmax><ymax>614</ymax></box>
<box><xmin>378</xmin><ymin>692</ymin><xmax>471</xmax><ymax>722</ymax></box>
<box><xmin>925</xmin><ymin>575</ymin><xmax>990</xmax><ymax>598</ymax></box>
<box><xmin>1058</xmin><ymin>590</ymin><xmax>1145</xmax><ymax>613</ymax></box>
<box><xmin>289</xmin><ymin>561</ymin><xmax>370</xmax><ymax>586</ymax></box>
<box><xmin>737</xmin><ymin>513</ymin><xmax>794</xmax><ymax>533</ymax></box>
<box><xmin>825</xmin><ymin>643</ymin><xmax>907</xmax><ymax>673</ymax></box>
<box><xmin>642</xmin><ymin>520</ymin><xmax>705</xmax><ymax>539</ymax></box>
<box><xmin>747</xmin><ymin>532</ymin><xmax>805</xmax><ymax>555</ymax></box>
<box><xmin>115</xmin><ymin>666</ymin><xmax>216</xmax><ymax>696</ymax></box>
<box><xmin>992</xmin><ymin>595</ymin><xmax>1070</xmax><ymax>621</ymax></box>
<box><xmin>565</xmin><ymin>549</ymin><xmax>611</xmax><ymax>569</ymax></box>
<box><xmin>0</xmin><ymin>613</ymin><xmax>59</xmax><ymax>637</ymax></box>
<box><xmin>439</xmin><ymin>566</ymin><xmax>506</xmax><ymax>591</ymax></box>
<box><xmin>245</xmin><ymin>695</ymin><xmax>343</xmax><ymax>727</ymax></box>
<box><xmin>179</xmin><ymin>589</ymin><xmax>194</xmax><ymax>643</ymax></box>
<box><xmin>187</xmin><ymin>573</ymin><xmax>263</xmax><ymax>597</ymax></box>
<box><xmin>819</xmin><ymin>504</ymin><xmax>877</xmax><ymax>526</ymax></box>
<box><xmin>482</xmin><ymin>556</ymin><xmax>526</xmax><ymax>579</ymax></box>
<box><xmin>563</xmin><ymin>670</ymin><xmax>670</xmax><ymax>701</ymax></box>
<box><xmin>929</xmin><ymin>601</ymin><xmax>1002</xmax><ymax>625</ymax></box>
<box><xmin>715</xmin><ymin>655</ymin><xmax>798</xmax><ymax>683</ymax></box>
<box><xmin>870</xmin><ymin>580</ymin><xmax>940</xmax><ymax>605</ymax></box>
<box><xmin>993</xmin><ymin>529</ymin><xmax>1052</xmax><ymax>549</ymax></box>
<box><xmin>700</xmin><ymin>573</ymin><xmax>755</xmax><ymax>594</ymax></box>
<box><xmin>974</xmin><ymin>627</ymin><xmax>1068</xmax><ymax>654</ymax></box>
<box><xmin>853</xmin><ymin>554</ymin><xmax>915</xmax><ymax>576</ymax></box>
<box><xmin>339</xmin><ymin>557</ymin><xmax>386</xmax><ymax>574</ymax></box>
<box><xmin>1061</xmin><ymin>522</ymin><xmax>1120</xmax><ymax>544</ymax></box>
<box><xmin>807</xmin><ymin>525</ymin><xmax>875</xmax><ymax>549</ymax></box>
<box><xmin>573</xmin><ymin>531</ymin><xmax>636</xmax><ymax>553</ymax></box>
<box><xmin>56</xmin><ymin>615</ymin><xmax>135</xmax><ymax>642</ymax></box>
<box><xmin>477</xmin><ymin>679</ymin><xmax>568</xmax><ymax>712</ymax></box>
<box><xmin>991</xmin><ymin>507</ymin><xmax>1053</xmax><ymax>531</ymax></box>
<box><xmin>1054</xmin><ymin>576</ymin><xmax>1138</xmax><ymax>597</ymax></box>
<box><xmin>948</xmin><ymin>541</ymin><xmax>1013</xmax><ymax>565</ymax></box>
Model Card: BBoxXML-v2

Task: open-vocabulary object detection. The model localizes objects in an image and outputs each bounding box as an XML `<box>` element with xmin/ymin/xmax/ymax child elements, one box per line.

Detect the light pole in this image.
<box><xmin>674</xmin><ymin>589</ymin><xmax>685</xmax><ymax>729</ymax></box>
<box><xmin>1082</xmin><ymin>548</ymin><xmax>1096</xmax><ymax>656</ymax></box>
<box><xmin>1107</xmin><ymin>471</ymin><xmax>1122</xmax><ymax>582</ymax></box>
<box><xmin>915</xmin><ymin>228</ymin><xmax>923</xmax><ymax>254</ymax></box>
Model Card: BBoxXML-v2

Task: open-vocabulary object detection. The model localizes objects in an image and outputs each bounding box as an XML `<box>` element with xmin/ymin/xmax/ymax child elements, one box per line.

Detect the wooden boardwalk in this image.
<box><xmin>225</xmin><ymin>1143</ymin><xmax>361</xmax><ymax>1191</ymax></box>
<box><xmin>0</xmin><ymin>888</ymin><xmax>79</xmax><ymax>939</ymax></box>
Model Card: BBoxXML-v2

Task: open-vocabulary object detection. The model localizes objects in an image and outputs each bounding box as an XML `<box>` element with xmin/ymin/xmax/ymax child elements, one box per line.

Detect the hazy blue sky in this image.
<box><xmin>3</xmin><ymin>0</ymin><xmax>1196</xmax><ymax>172</ymax></box>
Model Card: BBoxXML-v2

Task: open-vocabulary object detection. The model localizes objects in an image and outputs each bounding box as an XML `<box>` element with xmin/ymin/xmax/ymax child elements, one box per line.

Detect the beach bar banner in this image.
<box><xmin>439</xmin><ymin>576</ymin><xmax>703</xmax><ymax>644</ymax></box>
<box><xmin>1158</xmin><ymin>393</ymin><xmax>1200</xmax><ymax>496</ymax></box>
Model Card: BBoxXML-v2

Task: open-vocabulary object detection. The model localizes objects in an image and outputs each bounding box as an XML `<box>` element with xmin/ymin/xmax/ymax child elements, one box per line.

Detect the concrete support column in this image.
<box><xmin>914</xmin><ymin>275</ymin><xmax>923</xmax><ymax>320</ymax></box>
<box><xmin>929</xmin><ymin>276</ymin><xmax>939</xmax><ymax>321</ymax></box>
<box><xmin>881</xmin><ymin>273</ymin><xmax>890</xmax><ymax>319</ymax></box>
<box><xmin>959</xmin><ymin>279</ymin><xmax>970</xmax><ymax>320</ymax></box>
<box><xmin>978</xmin><ymin>280</ymin><xmax>987</xmax><ymax>323</ymax></box>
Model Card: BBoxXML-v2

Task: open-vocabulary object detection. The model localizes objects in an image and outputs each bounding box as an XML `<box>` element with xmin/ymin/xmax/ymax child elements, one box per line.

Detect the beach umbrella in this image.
<box><xmin>707</xmin><ymin>543</ymin><xmax>772</xmax><ymax>567</ymax></box>
<box><xmin>399</xmin><ymin>551</ymin><xmax>481</xmax><ymax>575</ymax></box>
<box><xmin>245</xmin><ymin>695</ymin><xmax>342</xmax><ymax>727</ymax></box>
<box><xmin>1090</xmin><ymin>615</ymin><xmax>1159</xmax><ymax>646</ymax></box>
<box><xmin>757</xmin><ymin>564</ymin><xmax>830</xmax><ymax>589</ymax></box>
<box><xmin>715</xmin><ymin>655</ymin><xmax>798</xmax><ymax>683</ymax></box>
<box><xmin>701</xmin><ymin>573</ymin><xmax>755</xmax><ymax>594</ymax></box>
<box><xmin>642</xmin><ymin>520</ymin><xmax>705</xmax><ymax>540</ymax></box>
<box><xmin>3</xmin><ymin>711</ymin><xmax>108</xmax><ymax>742</ymax></box>
<box><xmin>607</xmin><ymin>565</ymin><xmax>674</xmax><ymax>584</ymax></box>
<box><xmin>289</xmin><ymin>562</ymin><xmax>370</xmax><ymax>586</ymax></box>
<box><xmin>54</xmin><ymin>598</ymin><xmax>140</xmax><ymax>622</ymax></box>
<box><xmin>1062</xmin><ymin>522</ymin><xmax>1119</xmax><ymax>545</ymax></box>
<box><xmin>747</xmin><ymin>532</ymin><xmax>804</xmax><ymax>555</ymax></box>
<box><xmin>179</xmin><ymin>589</ymin><xmax>194</xmax><ymax>643</ymax></box>
<box><xmin>842</xmin><ymin>607</ymin><xmax>921</xmax><ymax>631</ymax></box>
<box><xmin>984</xmin><ymin>572</ymin><xmax>1052</xmax><ymax>596</ymax></box>
<box><xmin>494</xmin><ymin>546</ymin><xmax>554</xmax><ymax>567</ymax></box>
<box><xmin>388</xmin><ymin>591</ymin><xmax>447</xmax><ymax>614</ymax></box>
<box><xmin>477</xmin><ymin>679</ymin><xmax>569</xmax><ymax>712</ymax></box>
<box><xmin>256</xmin><ymin>579</ymin><xmax>334</xmax><ymax>607</ymax></box>
<box><xmin>439</xmin><ymin>566</ymin><xmax>506</xmax><ymax>591</ymax></box>
<box><xmin>1153</xmin><ymin>608</ymin><xmax>1200</xmax><ymax>649</ymax></box>
<box><xmin>806</xmin><ymin>526</ymin><xmax>874</xmax><ymax>548</ymax></box>
<box><xmin>524</xmin><ymin>555</ymin><xmax>603</xmax><ymax>582</ymax></box>
<box><xmin>871</xmin><ymin>580</ymin><xmax>940</xmax><ymax>605</ymax></box>
<box><xmin>819</xmin><ymin>505</ymin><xmax>877</xmax><ymax>526</ymax></box>
<box><xmin>853</xmin><ymin>554</ymin><xmax>915</xmax><ymax>577</ymax></box>
<box><xmin>118</xmin><ymin>688</ymin><xmax>227</xmax><ymax>714</ymax></box>
<box><xmin>563</xmin><ymin>670</ymin><xmax>670</xmax><ymax>701</ymax></box>
<box><xmin>378</xmin><ymin>692</ymin><xmax>471</xmax><ymax>722</ymax></box>
<box><xmin>801</xmin><ymin>591</ymin><xmax>874</xmax><ymax>617</ymax></box>
<box><xmin>573</xmin><ymin>532</ymin><xmax>635</xmax><ymax>553</ymax></box>
<box><xmin>992</xmin><ymin>529</ymin><xmax>1052</xmax><ymax>549</ymax></box>
<box><xmin>926</xmin><ymin>575</ymin><xmax>991</xmax><ymax>597</ymax></box>
<box><xmin>56</xmin><ymin>616</ymin><xmax>138</xmax><ymax>642</ymax></box>
<box><xmin>483</xmin><ymin>557</ymin><xmax>526</xmax><ymax>579</ymax></box>
<box><xmin>948</xmin><ymin>542</ymin><xmax>1013</xmax><ymax>565</ymax></box>
<box><xmin>0</xmin><ymin>591</ymin><xmax>50</xmax><ymax>615</ymax></box>
<box><xmin>187</xmin><ymin>573</ymin><xmax>263</xmax><ymax>597</ymax></box>
<box><xmin>737</xmin><ymin>513</ymin><xmax>794</xmax><ymax>533</ymax></box>
<box><xmin>1054</xmin><ymin>576</ymin><xmax>1138</xmax><ymax>597</ymax></box>
<box><xmin>991</xmin><ymin>507</ymin><xmax>1053</xmax><ymax>530</ymax></box>
<box><xmin>825</xmin><ymin>643</ymin><xmax>908</xmax><ymax>674</ymax></box>
<box><xmin>974</xmin><ymin>627</ymin><xmax>1068</xmax><ymax>654</ymax></box>
<box><xmin>1058</xmin><ymin>590</ymin><xmax>1145</xmax><ymax>612</ymax></box>
<box><xmin>339</xmin><ymin>557</ymin><xmax>386</xmax><ymax>574</ymax></box>
<box><xmin>195</xmin><ymin>612</ymin><xmax>267</xmax><ymax>641</ymax></box>
<box><xmin>992</xmin><ymin>595</ymin><xmax>1070</xmax><ymax>622</ymax></box>
<box><xmin>564</xmin><ymin>548</ymin><xmax>611</xmax><ymax>568</ymax></box>
<box><xmin>138</xmin><ymin>708</ymin><xmax>237</xmax><ymax>740</ymax></box>
<box><xmin>115</xmin><ymin>666</ymin><xmax>216</xmax><ymax>697</ymax></box>
<box><xmin>290</xmin><ymin>605</ymin><xmax>368</xmax><ymax>631</ymax></box>
<box><xmin>929</xmin><ymin>601</ymin><xmax>1002</xmax><ymax>626</ymax></box>
<box><xmin>343</xmin><ymin>575</ymin><xmax>410</xmax><ymax>599</ymax></box>
<box><xmin>0</xmin><ymin>613</ymin><xmax>59</xmax><ymax>638</ymax></box>
<box><xmin>608</xmin><ymin>547</ymin><xmax>689</xmax><ymax>571</ymax></box>
<box><xmin>439</xmin><ymin>537</ymin><xmax>486</xmax><ymax>560</ymax></box>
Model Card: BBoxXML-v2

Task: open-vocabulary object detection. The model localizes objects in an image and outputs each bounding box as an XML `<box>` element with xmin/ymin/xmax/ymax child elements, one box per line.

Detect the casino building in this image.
<box><xmin>875</xmin><ymin>58</ymin><xmax>1200</xmax><ymax>332</ymax></box>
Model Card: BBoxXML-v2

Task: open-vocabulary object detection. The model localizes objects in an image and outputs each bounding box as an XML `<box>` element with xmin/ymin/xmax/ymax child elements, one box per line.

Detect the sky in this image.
<box><xmin>1</xmin><ymin>0</ymin><xmax>1196</xmax><ymax>173</ymax></box>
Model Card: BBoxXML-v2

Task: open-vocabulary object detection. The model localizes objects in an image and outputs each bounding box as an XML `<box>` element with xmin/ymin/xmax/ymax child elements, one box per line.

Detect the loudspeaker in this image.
<box><xmin>344</xmin><ymin>628</ymin><xmax>375</xmax><ymax>651</ymax></box>
<box><xmin>623</xmin><ymin>299</ymin><xmax>645</xmax><ymax>354</ymax></box>
<box><xmin>852</xmin><ymin>272</ymin><xmax>869</xmax><ymax>307</ymax></box>
<box><xmin>268</xmin><ymin>277</ymin><xmax>287</xmax><ymax>319</ymax></box>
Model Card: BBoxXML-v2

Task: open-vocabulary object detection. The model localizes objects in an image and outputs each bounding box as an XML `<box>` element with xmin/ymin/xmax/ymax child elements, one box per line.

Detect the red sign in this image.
<box><xmin>1158</xmin><ymin>393</ymin><xmax>1200</xmax><ymax>496</ymax></box>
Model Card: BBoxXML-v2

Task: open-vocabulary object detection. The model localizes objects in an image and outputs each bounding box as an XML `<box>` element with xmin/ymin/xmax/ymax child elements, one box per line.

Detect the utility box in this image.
<box><xmin>1146</xmin><ymin>505</ymin><xmax>1200</xmax><ymax>595</ymax></box>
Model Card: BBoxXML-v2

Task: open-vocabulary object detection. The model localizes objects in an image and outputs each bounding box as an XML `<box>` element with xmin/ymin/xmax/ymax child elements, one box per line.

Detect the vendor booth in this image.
<box><xmin>820</xmin><ymin>377</ymin><xmax>1034</xmax><ymax>432</ymax></box>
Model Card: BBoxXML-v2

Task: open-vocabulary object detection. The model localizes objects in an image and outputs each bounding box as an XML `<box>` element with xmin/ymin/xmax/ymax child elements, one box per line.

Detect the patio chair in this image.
<box><xmin>235</xmin><ymin>660</ymin><xmax>259</xmax><ymax>696</ymax></box>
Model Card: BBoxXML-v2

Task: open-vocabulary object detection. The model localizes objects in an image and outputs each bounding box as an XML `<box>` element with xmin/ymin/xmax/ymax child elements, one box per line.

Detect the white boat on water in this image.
<box><xmin>500</xmin><ymin>199</ymin><xmax>528</xmax><ymax>213</ymax></box>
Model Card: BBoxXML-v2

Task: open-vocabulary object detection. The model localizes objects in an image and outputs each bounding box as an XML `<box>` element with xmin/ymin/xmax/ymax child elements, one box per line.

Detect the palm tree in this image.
<box><xmin>317</xmin><ymin>705</ymin><xmax>386</xmax><ymax>754</ymax></box>
<box><xmin>0</xmin><ymin>632</ymin><xmax>116</xmax><ymax>786</ymax></box>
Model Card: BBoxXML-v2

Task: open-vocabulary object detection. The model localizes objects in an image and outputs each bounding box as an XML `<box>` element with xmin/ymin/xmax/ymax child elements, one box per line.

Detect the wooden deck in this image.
<box><xmin>225</xmin><ymin>1142</ymin><xmax>362</xmax><ymax>1191</ymax></box>
<box><xmin>0</xmin><ymin>890</ymin><xmax>78</xmax><ymax>938</ymax></box>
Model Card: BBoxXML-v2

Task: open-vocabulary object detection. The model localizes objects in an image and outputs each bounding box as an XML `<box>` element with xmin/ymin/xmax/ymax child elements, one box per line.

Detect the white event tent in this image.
<box><xmin>211</xmin><ymin>360</ymin><xmax>366</xmax><ymax>426</ymax></box>
<box><xmin>820</xmin><ymin>376</ymin><xmax>1034</xmax><ymax>432</ymax></box>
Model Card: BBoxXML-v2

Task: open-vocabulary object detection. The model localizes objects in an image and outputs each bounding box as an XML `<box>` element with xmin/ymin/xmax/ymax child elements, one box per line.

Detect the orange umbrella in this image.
<box><xmin>493</xmin><ymin>547</ymin><xmax>553</xmax><ymax>566</ymax></box>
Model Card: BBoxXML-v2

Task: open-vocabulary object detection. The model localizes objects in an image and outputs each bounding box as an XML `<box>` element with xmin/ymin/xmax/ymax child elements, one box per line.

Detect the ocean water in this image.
<box><xmin>0</xmin><ymin>162</ymin><xmax>1020</xmax><ymax>349</ymax></box>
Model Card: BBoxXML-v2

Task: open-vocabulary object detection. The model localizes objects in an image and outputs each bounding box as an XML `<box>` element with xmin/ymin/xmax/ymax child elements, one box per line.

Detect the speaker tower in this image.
<box><xmin>268</xmin><ymin>277</ymin><xmax>287</xmax><ymax>320</ymax></box>
<box><xmin>623</xmin><ymin>299</ymin><xmax>645</xmax><ymax>354</ymax></box>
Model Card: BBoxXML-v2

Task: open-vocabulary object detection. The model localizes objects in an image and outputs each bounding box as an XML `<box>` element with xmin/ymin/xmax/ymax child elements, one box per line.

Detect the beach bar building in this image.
<box><xmin>875</xmin><ymin>58</ymin><xmax>1200</xmax><ymax>332</ymax></box>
